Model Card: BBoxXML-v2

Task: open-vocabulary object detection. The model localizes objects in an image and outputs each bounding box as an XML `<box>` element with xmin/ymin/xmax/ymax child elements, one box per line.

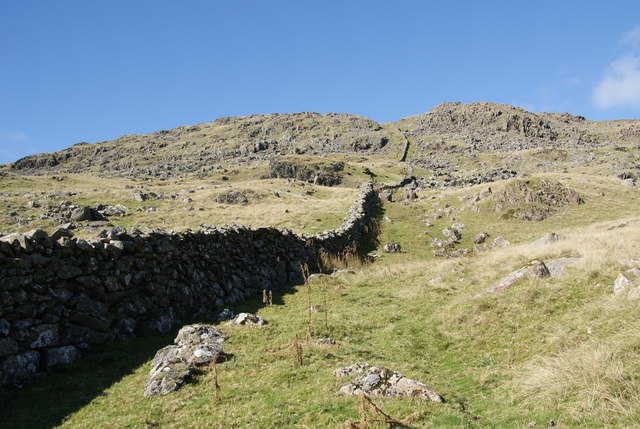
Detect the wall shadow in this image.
<box><xmin>0</xmin><ymin>279</ymin><xmax>304</xmax><ymax>429</ymax></box>
<box><xmin>0</xmin><ymin>333</ymin><xmax>174</xmax><ymax>429</ymax></box>
<box><xmin>357</xmin><ymin>203</ymin><xmax>385</xmax><ymax>260</ymax></box>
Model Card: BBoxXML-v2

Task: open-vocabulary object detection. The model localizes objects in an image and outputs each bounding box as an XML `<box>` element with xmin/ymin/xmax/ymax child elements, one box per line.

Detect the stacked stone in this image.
<box><xmin>0</xmin><ymin>181</ymin><xmax>379</xmax><ymax>389</ymax></box>
<box><xmin>305</xmin><ymin>182</ymin><xmax>379</xmax><ymax>257</ymax></box>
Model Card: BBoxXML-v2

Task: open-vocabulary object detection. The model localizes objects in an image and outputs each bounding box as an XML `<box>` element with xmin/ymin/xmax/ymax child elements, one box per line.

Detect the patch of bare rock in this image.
<box><xmin>489</xmin><ymin>178</ymin><xmax>584</xmax><ymax>221</ymax></box>
<box><xmin>334</xmin><ymin>363</ymin><xmax>443</xmax><ymax>402</ymax></box>
<box><xmin>480</xmin><ymin>260</ymin><xmax>550</xmax><ymax>295</ymax></box>
<box><xmin>613</xmin><ymin>265</ymin><xmax>640</xmax><ymax>300</ymax></box>
<box><xmin>383</xmin><ymin>242</ymin><xmax>402</xmax><ymax>253</ymax></box>
<box><xmin>529</xmin><ymin>232</ymin><xmax>565</xmax><ymax>247</ymax></box>
<box><xmin>225</xmin><ymin>313</ymin><xmax>265</xmax><ymax>326</ymax></box>
<box><xmin>545</xmin><ymin>257</ymin><xmax>580</xmax><ymax>278</ymax></box>
<box><xmin>143</xmin><ymin>324</ymin><xmax>225</xmax><ymax>397</ymax></box>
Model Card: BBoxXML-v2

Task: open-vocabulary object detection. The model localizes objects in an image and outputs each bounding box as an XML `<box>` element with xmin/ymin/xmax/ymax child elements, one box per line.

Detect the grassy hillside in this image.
<box><xmin>3</xmin><ymin>171</ymin><xmax>640</xmax><ymax>428</ymax></box>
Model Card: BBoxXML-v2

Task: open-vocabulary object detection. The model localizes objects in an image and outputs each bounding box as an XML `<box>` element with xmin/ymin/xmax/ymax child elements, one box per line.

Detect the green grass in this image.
<box><xmin>2</xmin><ymin>171</ymin><xmax>640</xmax><ymax>428</ymax></box>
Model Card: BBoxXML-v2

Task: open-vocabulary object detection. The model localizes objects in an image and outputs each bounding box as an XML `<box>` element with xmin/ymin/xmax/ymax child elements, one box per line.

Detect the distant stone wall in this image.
<box><xmin>0</xmin><ymin>182</ymin><xmax>379</xmax><ymax>389</ymax></box>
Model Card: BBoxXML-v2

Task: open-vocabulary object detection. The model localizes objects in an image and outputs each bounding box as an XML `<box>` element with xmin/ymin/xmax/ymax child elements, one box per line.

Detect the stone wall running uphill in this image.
<box><xmin>0</xmin><ymin>182</ymin><xmax>379</xmax><ymax>389</ymax></box>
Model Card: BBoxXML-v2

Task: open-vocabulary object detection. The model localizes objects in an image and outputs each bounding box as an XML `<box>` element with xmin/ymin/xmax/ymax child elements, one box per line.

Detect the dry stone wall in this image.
<box><xmin>0</xmin><ymin>182</ymin><xmax>379</xmax><ymax>389</ymax></box>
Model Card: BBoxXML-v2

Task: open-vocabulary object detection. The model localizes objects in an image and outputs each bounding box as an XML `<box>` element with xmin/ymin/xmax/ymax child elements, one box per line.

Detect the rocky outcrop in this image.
<box><xmin>225</xmin><ymin>313</ymin><xmax>265</xmax><ymax>326</ymax></box>
<box><xmin>0</xmin><ymin>181</ymin><xmax>380</xmax><ymax>390</ymax></box>
<box><xmin>482</xmin><ymin>260</ymin><xmax>550</xmax><ymax>295</ymax></box>
<box><xmin>545</xmin><ymin>257</ymin><xmax>580</xmax><ymax>278</ymax></box>
<box><xmin>491</xmin><ymin>179</ymin><xmax>584</xmax><ymax>221</ymax></box>
<box><xmin>529</xmin><ymin>232</ymin><xmax>566</xmax><ymax>247</ymax></box>
<box><xmin>399</xmin><ymin>102</ymin><xmax>558</xmax><ymax>145</ymax></box>
<box><xmin>143</xmin><ymin>324</ymin><xmax>225</xmax><ymax>397</ymax></box>
<box><xmin>382</xmin><ymin>242</ymin><xmax>402</xmax><ymax>253</ymax></box>
<box><xmin>268</xmin><ymin>157</ymin><xmax>345</xmax><ymax>186</ymax></box>
<box><xmin>335</xmin><ymin>364</ymin><xmax>443</xmax><ymax>402</ymax></box>
<box><xmin>8</xmin><ymin>113</ymin><xmax>393</xmax><ymax>179</ymax></box>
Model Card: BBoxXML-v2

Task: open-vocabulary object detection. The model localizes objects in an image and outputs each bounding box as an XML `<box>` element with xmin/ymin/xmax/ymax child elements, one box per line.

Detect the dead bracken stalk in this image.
<box><xmin>262</xmin><ymin>289</ymin><xmax>273</xmax><ymax>306</ymax></box>
<box><xmin>319</xmin><ymin>244</ymin><xmax>362</xmax><ymax>271</ymax></box>
<box><xmin>209</xmin><ymin>359</ymin><xmax>221</xmax><ymax>402</ymax></box>
<box><xmin>300</xmin><ymin>263</ymin><xmax>310</xmax><ymax>283</ymax></box>
<box><xmin>301</xmin><ymin>263</ymin><xmax>313</xmax><ymax>338</ymax></box>
<box><xmin>322</xmin><ymin>280</ymin><xmax>329</xmax><ymax>333</ymax></box>
<box><xmin>344</xmin><ymin>393</ymin><xmax>416</xmax><ymax>429</ymax></box>
<box><xmin>291</xmin><ymin>334</ymin><xmax>303</xmax><ymax>367</ymax></box>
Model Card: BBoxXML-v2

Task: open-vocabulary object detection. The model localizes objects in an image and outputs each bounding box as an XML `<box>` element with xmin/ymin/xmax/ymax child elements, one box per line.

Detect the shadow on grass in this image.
<box><xmin>0</xmin><ymin>333</ymin><xmax>174</xmax><ymax>429</ymax></box>
<box><xmin>0</xmin><ymin>278</ymin><xmax>304</xmax><ymax>429</ymax></box>
<box><xmin>357</xmin><ymin>203</ymin><xmax>384</xmax><ymax>260</ymax></box>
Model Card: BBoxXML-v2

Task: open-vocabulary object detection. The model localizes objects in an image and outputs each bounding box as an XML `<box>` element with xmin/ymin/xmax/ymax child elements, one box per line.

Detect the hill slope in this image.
<box><xmin>5</xmin><ymin>102</ymin><xmax>640</xmax><ymax>181</ymax></box>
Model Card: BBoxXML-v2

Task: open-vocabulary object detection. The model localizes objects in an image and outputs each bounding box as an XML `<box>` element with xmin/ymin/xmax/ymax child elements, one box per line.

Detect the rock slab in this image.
<box><xmin>143</xmin><ymin>324</ymin><xmax>225</xmax><ymax>397</ymax></box>
<box><xmin>484</xmin><ymin>260</ymin><xmax>550</xmax><ymax>294</ymax></box>
<box><xmin>337</xmin><ymin>365</ymin><xmax>443</xmax><ymax>402</ymax></box>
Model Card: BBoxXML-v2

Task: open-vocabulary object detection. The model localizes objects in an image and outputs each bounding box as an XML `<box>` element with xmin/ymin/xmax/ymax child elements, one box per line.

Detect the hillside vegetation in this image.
<box><xmin>1</xmin><ymin>102</ymin><xmax>640</xmax><ymax>428</ymax></box>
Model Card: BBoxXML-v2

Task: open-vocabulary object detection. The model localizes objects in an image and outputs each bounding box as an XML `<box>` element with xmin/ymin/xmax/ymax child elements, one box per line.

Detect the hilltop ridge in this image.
<box><xmin>5</xmin><ymin>102</ymin><xmax>639</xmax><ymax>180</ymax></box>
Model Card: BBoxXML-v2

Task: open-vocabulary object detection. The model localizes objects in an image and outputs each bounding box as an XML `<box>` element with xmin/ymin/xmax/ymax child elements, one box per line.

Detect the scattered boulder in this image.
<box><xmin>334</xmin><ymin>362</ymin><xmax>371</xmax><ymax>378</ymax></box>
<box><xmin>225</xmin><ymin>313</ymin><xmax>265</xmax><ymax>326</ymax></box>
<box><xmin>530</xmin><ymin>233</ymin><xmax>565</xmax><ymax>247</ymax></box>
<box><xmin>269</xmin><ymin>157</ymin><xmax>345</xmax><ymax>186</ymax></box>
<box><xmin>210</xmin><ymin>308</ymin><xmax>235</xmax><ymax>323</ymax></box>
<box><xmin>216</xmin><ymin>191</ymin><xmax>249</xmax><ymax>204</ymax></box>
<box><xmin>131</xmin><ymin>190</ymin><xmax>148</xmax><ymax>202</ymax></box>
<box><xmin>627</xmin><ymin>286</ymin><xmax>640</xmax><ymax>300</ymax></box>
<box><xmin>97</xmin><ymin>204</ymin><xmax>127</xmax><ymax>217</ymax></box>
<box><xmin>314</xmin><ymin>338</ymin><xmax>336</xmax><ymax>345</ymax></box>
<box><xmin>474</xmin><ymin>232</ymin><xmax>489</xmax><ymax>244</ymax></box>
<box><xmin>483</xmin><ymin>260</ymin><xmax>550</xmax><ymax>294</ymax></box>
<box><xmin>330</xmin><ymin>268</ymin><xmax>356</xmax><ymax>277</ymax></box>
<box><xmin>491</xmin><ymin>236</ymin><xmax>510</xmax><ymax>248</ymax></box>
<box><xmin>143</xmin><ymin>324</ymin><xmax>225</xmax><ymax>397</ymax></box>
<box><xmin>613</xmin><ymin>273</ymin><xmax>633</xmax><ymax>296</ymax></box>
<box><xmin>442</xmin><ymin>228</ymin><xmax>461</xmax><ymax>242</ymax></box>
<box><xmin>379</xmin><ymin>190</ymin><xmax>394</xmax><ymax>202</ymax></box>
<box><xmin>337</xmin><ymin>365</ymin><xmax>443</xmax><ymax>402</ymax></box>
<box><xmin>545</xmin><ymin>257</ymin><xmax>580</xmax><ymax>278</ymax></box>
<box><xmin>491</xmin><ymin>178</ymin><xmax>584</xmax><ymax>221</ymax></box>
<box><xmin>627</xmin><ymin>267</ymin><xmax>640</xmax><ymax>277</ymax></box>
<box><xmin>383</xmin><ymin>242</ymin><xmax>402</xmax><ymax>253</ymax></box>
<box><xmin>69</xmin><ymin>207</ymin><xmax>105</xmax><ymax>222</ymax></box>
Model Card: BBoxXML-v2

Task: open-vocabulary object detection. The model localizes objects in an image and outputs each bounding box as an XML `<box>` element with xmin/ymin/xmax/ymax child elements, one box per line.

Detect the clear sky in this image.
<box><xmin>1</xmin><ymin>1</ymin><xmax>640</xmax><ymax>164</ymax></box>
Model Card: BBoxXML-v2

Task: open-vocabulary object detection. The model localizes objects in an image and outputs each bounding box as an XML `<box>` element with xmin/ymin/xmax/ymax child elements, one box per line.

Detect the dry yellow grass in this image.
<box><xmin>0</xmin><ymin>173</ymin><xmax>359</xmax><ymax>236</ymax></box>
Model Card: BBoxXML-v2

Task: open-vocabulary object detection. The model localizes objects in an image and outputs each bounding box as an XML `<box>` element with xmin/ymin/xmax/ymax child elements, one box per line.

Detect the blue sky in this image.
<box><xmin>1</xmin><ymin>1</ymin><xmax>639</xmax><ymax>164</ymax></box>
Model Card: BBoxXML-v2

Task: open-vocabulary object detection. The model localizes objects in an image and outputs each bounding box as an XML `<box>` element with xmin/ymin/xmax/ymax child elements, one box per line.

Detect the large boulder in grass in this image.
<box><xmin>69</xmin><ymin>206</ymin><xmax>105</xmax><ymax>222</ymax></box>
<box><xmin>143</xmin><ymin>324</ymin><xmax>225</xmax><ymax>397</ymax></box>
<box><xmin>482</xmin><ymin>260</ymin><xmax>550</xmax><ymax>295</ymax></box>
<box><xmin>336</xmin><ymin>365</ymin><xmax>443</xmax><ymax>402</ymax></box>
<box><xmin>613</xmin><ymin>273</ymin><xmax>633</xmax><ymax>296</ymax></box>
<box><xmin>529</xmin><ymin>232</ymin><xmax>565</xmax><ymax>247</ymax></box>
<box><xmin>545</xmin><ymin>257</ymin><xmax>580</xmax><ymax>278</ymax></box>
<box><xmin>383</xmin><ymin>242</ymin><xmax>402</xmax><ymax>253</ymax></box>
<box><xmin>225</xmin><ymin>313</ymin><xmax>265</xmax><ymax>326</ymax></box>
